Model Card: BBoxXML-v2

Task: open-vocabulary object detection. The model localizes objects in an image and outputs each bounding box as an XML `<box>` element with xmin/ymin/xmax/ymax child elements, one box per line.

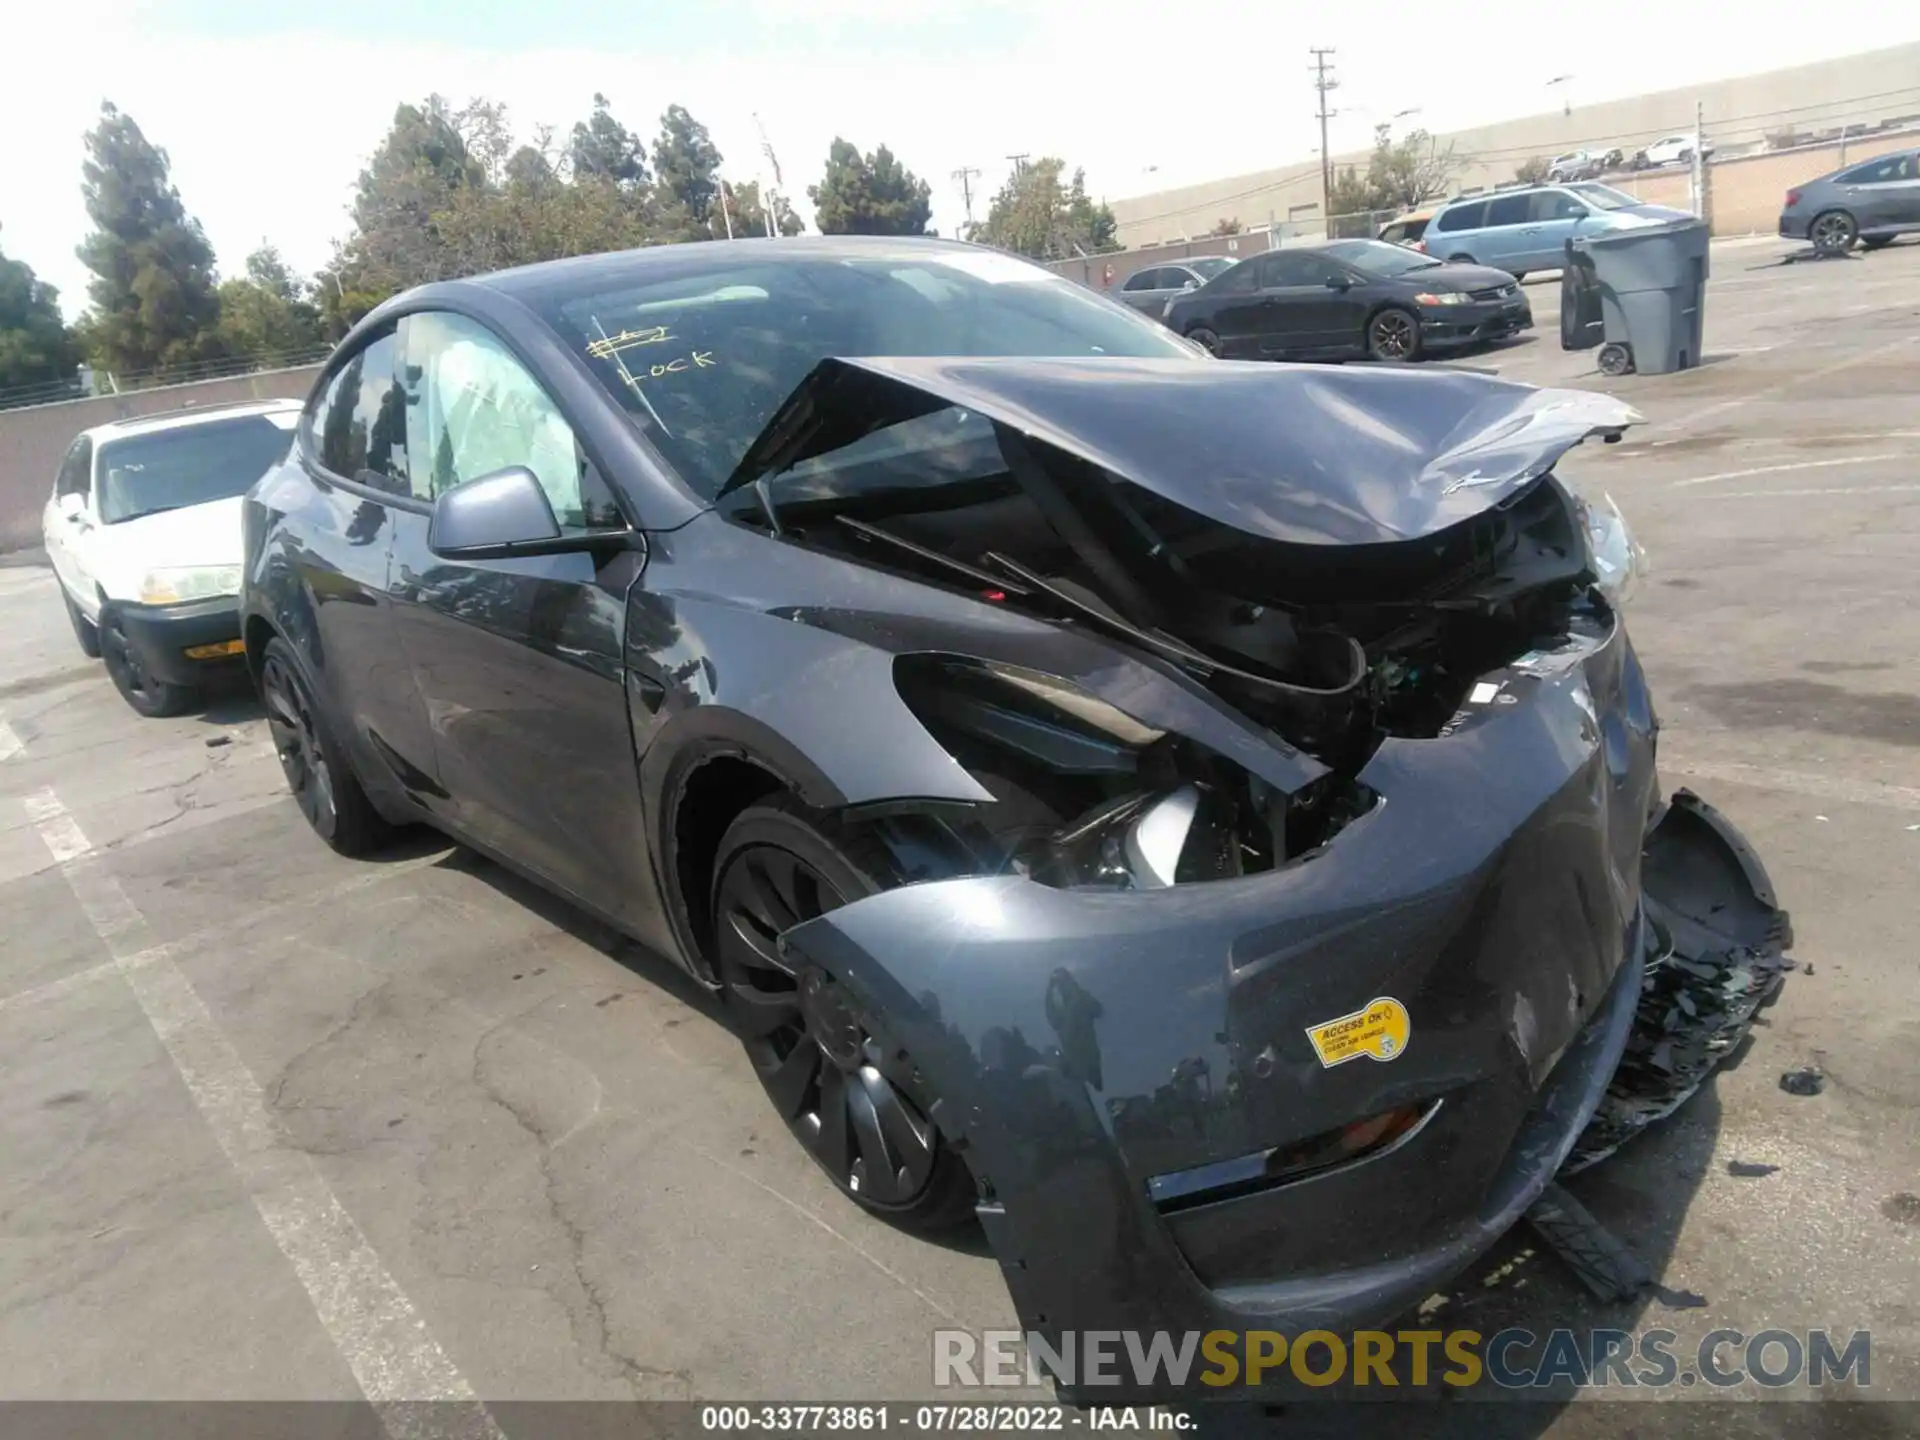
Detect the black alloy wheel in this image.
<box><xmin>1366</xmin><ymin>307</ymin><xmax>1421</xmax><ymax>363</ymax></box>
<box><xmin>711</xmin><ymin>801</ymin><xmax>975</xmax><ymax>1230</ymax></box>
<box><xmin>1810</xmin><ymin>211</ymin><xmax>1857</xmax><ymax>257</ymax></box>
<box><xmin>1186</xmin><ymin>326</ymin><xmax>1222</xmax><ymax>357</ymax></box>
<box><xmin>260</xmin><ymin>638</ymin><xmax>386</xmax><ymax>855</ymax></box>
<box><xmin>99</xmin><ymin>613</ymin><xmax>196</xmax><ymax>717</ymax></box>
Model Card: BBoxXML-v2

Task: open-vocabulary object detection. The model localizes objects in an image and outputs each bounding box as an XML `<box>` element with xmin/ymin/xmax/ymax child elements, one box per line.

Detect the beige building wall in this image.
<box><xmin>1111</xmin><ymin>41</ymin><xmax>1920</xmax><ymax>246</ymax></box>
<box><xmin>0</xmin><ymin>366</ymin><xmax>323</xmax><ymax>552</ymax></box>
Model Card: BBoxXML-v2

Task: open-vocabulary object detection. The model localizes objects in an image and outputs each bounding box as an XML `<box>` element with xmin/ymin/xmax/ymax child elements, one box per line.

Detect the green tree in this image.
<box><xmin>979</xmin><ymin>158</ymin><xmax>1118</xmax><ymax>259</ymax></box>
<box><xmin>570</xmin><ymin>93</ymin><xmax>648</xmax><ymax>187</ymax></box>
<box><xmin>0</xmin><ymin>226</ymin><xmax>79</xmax><ymax>391</ymax></box>
<box><xmin>652</xmin><ymin>104</ymin><xmax>724</xmax><ymax>235</ymax></box>
<box><xmin>721</xmin><ymin>178</ymin><xmax>804</xmax><ymax>238</ymax></box>
<box><xmin>808</xmin><ymin>138</ymin><xmax>932</xmax><ymax>235</ymax></box>
<box><xmin>1328</xmin><ymin>125</ymin><xmax>1461</xmax><ymax>232</ymax></box>
<box><xmin>342</xmin><ymin>97</ymin><xmax>483</xmax><ymax>296</ymax></box>
<box><xmin>74</xmin><ymin>102</ymin><xmax>224</xmax><ymax>376</ymax></box>
<box><xmin>214</xmin><ymin>245</ymin><xmax>323</xmax><ymax>360</ymax></box>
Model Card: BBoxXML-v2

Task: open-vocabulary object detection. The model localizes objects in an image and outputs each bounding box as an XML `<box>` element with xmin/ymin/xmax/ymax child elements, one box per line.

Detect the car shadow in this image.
<box><xmin>1191</xmin><ymin>1084</ymin><xmax>1723</xmax><ymax>1434</ymax></box>
<box><xmin>414</xmin><ymin>837</ymin><xmax>1730</xmax><ymax>1381</ymax></box>
<box><xmin>421</xmin><ymin>839</ymin><xmax>1004</xmax><ymax>1254</ymax></box>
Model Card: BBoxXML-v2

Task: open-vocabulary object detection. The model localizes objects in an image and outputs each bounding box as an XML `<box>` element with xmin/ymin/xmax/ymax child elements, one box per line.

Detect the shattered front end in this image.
<box><xmin>723</xmin><ymin>357</ymin><xmax>1790</xmax><ymax>1391</ymax></box>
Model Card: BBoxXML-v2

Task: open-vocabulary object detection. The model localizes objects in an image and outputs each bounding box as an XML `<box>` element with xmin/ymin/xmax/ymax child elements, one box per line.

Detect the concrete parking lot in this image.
<box><xmin>3</xmin><ymin>238</ymin><xmax>1919</xmax><ymax>1434</ymax></box>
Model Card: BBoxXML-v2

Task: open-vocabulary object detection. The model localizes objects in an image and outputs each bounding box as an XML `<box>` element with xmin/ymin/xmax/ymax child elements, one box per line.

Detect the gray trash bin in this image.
<box><xmin>1563</xmin><ymin>218</ymin><xmax>1709</xmax><ymax>376</ymax></box>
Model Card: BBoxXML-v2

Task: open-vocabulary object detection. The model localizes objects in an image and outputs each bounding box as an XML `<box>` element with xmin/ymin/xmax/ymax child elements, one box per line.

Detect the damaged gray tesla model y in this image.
<box><xmin>240</xmin><ymin>237</ymin><xmax>1791</xmax><ymax>1370</ymax></box>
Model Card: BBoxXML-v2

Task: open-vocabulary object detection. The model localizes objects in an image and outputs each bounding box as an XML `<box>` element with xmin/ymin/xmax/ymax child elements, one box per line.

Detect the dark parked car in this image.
<box><xmin>1778</xmin><ymin>148</ymin><xmax>1920</xmax><ymax>255</ymax></box>
<box><xmin>1113</xmin><ymin>256</ymin><xmax>1239</xmax><ymax>313</ymax></box>
<box><xmin>240</xmin><ymin>237</ymin><xmax>1788</xmax><ymax>1381</ymax></box>
<box><xmin>1161</xmin><ymin>239</ymin><xmax>1533</xmax><ymax>361</ymax></box>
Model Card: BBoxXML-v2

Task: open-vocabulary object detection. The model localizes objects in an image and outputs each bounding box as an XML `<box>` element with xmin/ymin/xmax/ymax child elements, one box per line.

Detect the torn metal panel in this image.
<box><xmin>721</xmin><ymin>355</ymin><xmax>1639</xmax><ymax>546</ymax></box>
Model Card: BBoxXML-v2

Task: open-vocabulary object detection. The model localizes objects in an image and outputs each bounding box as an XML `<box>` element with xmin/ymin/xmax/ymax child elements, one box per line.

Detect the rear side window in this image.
<box><xmin>309</xmin><ymin>329</ymin><xmax>412</xmax><ymax>496</ymax></box>
<box><xmin>1434</xmin><ymin>201</ymin><xmax>1485</xmax><ymax>233</ymax></box>
<box><xmin>55</xmin><ymin>438</ymin><xmax>92</xmax><ymax>500</ymax></box>
<box><xmin>1486</xmin><ymin>194</ymin><xmax>1531</xmax><ymax>227</ymax></box>
<box><xmin>1213</xmin><ymin>261</ymin><xmax>1260</xmax><ymax>294</ymax></box>
<box><xmin>1838</xmin><ymin>154</ymin><xmax>1915</xmax><ymax>184</ymax></box>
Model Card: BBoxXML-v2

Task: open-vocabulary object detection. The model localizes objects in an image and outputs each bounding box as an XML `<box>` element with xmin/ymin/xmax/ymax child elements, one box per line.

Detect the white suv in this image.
<box><xmin>42</xmin><ymin>400</ymin><xmax>300</xmax><ymax>716</ymax></box>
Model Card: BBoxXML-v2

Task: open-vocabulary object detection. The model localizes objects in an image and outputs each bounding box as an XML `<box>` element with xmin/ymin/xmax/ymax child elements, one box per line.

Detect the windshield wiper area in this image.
<box><xmin>108</xmin><ymin>504</ymin><xmax>187</xmax><ymax>524</ymax></box>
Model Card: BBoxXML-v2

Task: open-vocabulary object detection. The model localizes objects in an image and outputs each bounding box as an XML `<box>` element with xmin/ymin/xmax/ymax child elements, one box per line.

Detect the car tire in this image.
<box><xmin>98</xmin><ymin>611</ymin><xmax>198</xmax><ymax>718</ymax></box>
<box><xmin>66</xmin><ymin>594</ymin><xmax>101</xmax><ymax>659</ymax></box>
<box><xmin>260</xmin><ymin>637</ymin><xmax>389</xmax><ymax>856</ymax></box>
<box><xmin>1860</xmin><ymin>236</ymin><xmax>1893</xmax><ymax>251</ymax></box>
<box><xmin>1186</xmin><ymin>326</ymin><xmax>1223</xmax><ymax>357</ymax></box>
<box><xmin>710</xmin><ymin>797</ymin><xmax>978</xmax><ymax>1233</ymax></box>
<box><xmin>1365</xmin><ymin>306</ymin><xmax>1422</xmax><ymax>363</ymax></box>
<box><xmin>1810</xmin><ymin>210</ymin><xmax>1857</xmax><ymax>257</ymax></box>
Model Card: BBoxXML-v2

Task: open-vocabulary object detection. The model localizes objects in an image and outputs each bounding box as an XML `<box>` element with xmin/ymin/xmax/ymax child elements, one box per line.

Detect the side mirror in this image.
<box><xmin>58</xmin><ymin>492</ymin><xmax>86</xmax><ymax>521</ymax></box>
<box><xmin>1325</xmin><ymin>276</ymin><xmax>1353</xmax><ymax>291</ymax></box>
<box><xmin>428</xmin><ymin>466</ymin><xmax>566</xmax><ymax>560</ymax></box>
<box><xmin>1181</xmin><ymin>279</ymin><xmax>1198</xmax><ymax>291</ymax></box>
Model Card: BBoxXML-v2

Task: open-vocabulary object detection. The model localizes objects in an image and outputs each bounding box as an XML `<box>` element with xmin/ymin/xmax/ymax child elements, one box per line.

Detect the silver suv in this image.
<box><xmin>1425</xmin><ymin>182</ymin><xmax>1692</xmax><ymax>280</ymax></box>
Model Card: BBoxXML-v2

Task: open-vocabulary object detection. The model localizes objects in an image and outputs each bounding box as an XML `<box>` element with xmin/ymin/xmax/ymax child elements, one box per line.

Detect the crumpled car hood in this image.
<box><xmin>721</xmin><ymin>355</ymin><xmax>1639</xmax><ymax>547</ymax></box>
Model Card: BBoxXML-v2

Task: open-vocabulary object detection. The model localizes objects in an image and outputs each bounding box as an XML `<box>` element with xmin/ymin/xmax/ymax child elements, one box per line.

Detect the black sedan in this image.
<box><xmin>240</xmin><ymin>237</ymin><xmax>1786</xmax><ymax>1390</ymax></box>
<box><xmin>1162</xmin><ymin>238</ymin><xmax>1534</xmax><ymax>362</ymax></box>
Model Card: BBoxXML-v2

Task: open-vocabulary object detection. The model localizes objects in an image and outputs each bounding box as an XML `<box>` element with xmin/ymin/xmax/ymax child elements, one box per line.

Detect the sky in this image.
<box><xmin>6</xmin><ymin>2</ymin><xmax>1919</xmax><ymax>319</ymax></box>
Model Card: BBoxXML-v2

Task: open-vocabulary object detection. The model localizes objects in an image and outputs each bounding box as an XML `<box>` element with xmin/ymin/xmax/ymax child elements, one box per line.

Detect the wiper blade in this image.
<box><xmin>836</xmin><ymin>516</ymin><xmax>1031</xmax><ymax>596</ymax></box>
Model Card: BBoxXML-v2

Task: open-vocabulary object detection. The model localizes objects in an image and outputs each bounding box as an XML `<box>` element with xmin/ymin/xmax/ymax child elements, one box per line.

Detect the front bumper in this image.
<box><xmin>1422</xmin><ymin>299</ymin><xmax>1534</xmax><ymax>347</ymax></box>
<box><xmin>109</xmin><ymin>596</ymin><xmax>244</xmax><ymax>687</ymax></box>
<box><xmin>783</xmin><ymin>609</ymin><xmax>1665</xmax><ymax>1392</ymax></box>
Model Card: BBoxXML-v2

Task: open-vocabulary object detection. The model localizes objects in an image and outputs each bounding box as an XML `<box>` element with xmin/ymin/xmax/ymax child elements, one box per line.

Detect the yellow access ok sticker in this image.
<box><xmin>1305</xmin><ymin>997</ymin><xmax>1412</xmax><ymax>1068</ymax></box>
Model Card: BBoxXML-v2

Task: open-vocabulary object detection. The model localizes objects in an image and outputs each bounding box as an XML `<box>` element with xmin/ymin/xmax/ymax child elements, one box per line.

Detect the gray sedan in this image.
<box><xmin>1113</xmin><ymin>256</ymin><xmax>1239</xmax><ymax>313</ymax></box>
<box><xmin>1778</xmin><ymin>148</ymin><xmax>1920</xmax><ymax>255</ymax></box>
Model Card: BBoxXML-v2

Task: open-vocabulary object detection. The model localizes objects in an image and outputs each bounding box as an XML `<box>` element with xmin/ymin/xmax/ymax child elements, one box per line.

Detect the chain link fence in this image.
<box><xmin>0</xmin><ymin>344</ymin><xmax>333</xmax><ymax>415</ymax></box>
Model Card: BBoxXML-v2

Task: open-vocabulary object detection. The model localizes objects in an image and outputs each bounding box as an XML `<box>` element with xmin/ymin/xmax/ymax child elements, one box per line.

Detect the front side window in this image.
<box><xmin>398</xmin><ymin>311</ymin><xmax>621</xmax><ymax>530</ymax></box>
<box><xmin>1122</xmin><ymin>269</ymin><xmax>1162</xmax><ymax>292</ymax></box>
<box><xmin>311</xmin><ymin>330</ymin><xmax>411</xmax><ymax>496</ymax></box>
<box><xmin>525</xmin><ymin>247</ymin><xmax>1194</xmax><ymax>502</ymax></box>
<box><xmin>95</xmin><ymin>415</ymin><xmax>297</xmax><ymax>525</ymax></box>
<box><xmin>1213</xmin><ymin>260</ymin><xmax>1260</xmax><ymax>293</ymax></box>
<box><xmin>1533</xmin><ymin>190</ymin><xmax>1588</xmax><ymax>222</ymax></box>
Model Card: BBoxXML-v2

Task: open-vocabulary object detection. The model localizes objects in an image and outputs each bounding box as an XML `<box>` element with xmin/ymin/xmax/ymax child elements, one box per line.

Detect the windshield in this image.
<box><xmin>528</xmin><ymin>247</ymin><xmax>1196</xmax><ymax>500</ymax></box>
<box><xmin>1188</xmin><ymin>256</ymin><xmax>1237</xmax><ymax>279</ymax></box>
<box><xmin>1571</xmin><ymin>183</ymin><xmax>1637</xmax><ymax>211</ymax></box>
<box><xmin>1322</xmin><ymin>239</ymin><xmax>1442</xmax><ymax>276</ymax></box>
<box><xmin>95</xmin><ymin>415</ymin><xmax>296</xmax><ymax>524</ymax></box>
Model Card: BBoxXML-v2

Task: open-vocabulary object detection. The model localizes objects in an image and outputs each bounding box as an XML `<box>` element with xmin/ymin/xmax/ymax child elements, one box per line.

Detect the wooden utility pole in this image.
<box><xmin>952</xmin><ymin>166</ymin><xmax>981</xmax><ymax>233</ymax></box>
<box><xmin>1311</xmin><ymin>49</ymin><xmax>1338</xmax><ymax>237</ymax></box>
<box><xmin>1692</xmin><ymin>100</ymin><xmax>1713</xmax><ymax>228</ymax></box>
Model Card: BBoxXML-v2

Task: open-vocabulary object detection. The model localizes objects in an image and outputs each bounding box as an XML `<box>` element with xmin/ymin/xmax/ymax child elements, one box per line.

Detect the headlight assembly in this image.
<box><xmin>1573</xmin><ymin>491</ymin><xmax>1646</xmax><ymax>605</ymax></box>
<box><xmin>137</xmin><ymin>565</ymin><xmax>243</xmax><ymax>604</ymax></box>
<box><xmin>1413</xmin><ymin>291</ymin><xmax>1472</xmax><ymax>306</ymax></box>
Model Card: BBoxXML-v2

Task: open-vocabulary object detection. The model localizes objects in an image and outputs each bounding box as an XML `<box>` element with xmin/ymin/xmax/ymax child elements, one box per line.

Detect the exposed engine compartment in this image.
<box><xmin>719</xmin><ymin>358</ymin><xmax>1627</xmax><ymax>887</ymax></box>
